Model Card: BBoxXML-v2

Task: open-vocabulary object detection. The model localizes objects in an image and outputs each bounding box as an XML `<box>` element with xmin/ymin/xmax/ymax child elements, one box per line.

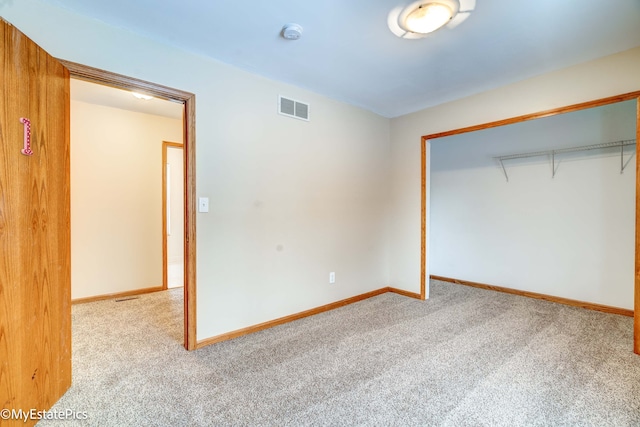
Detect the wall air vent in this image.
<box><xmin>278</xmin><ymin>95</ymin><xmax>310</xmax><ymax>121</ymax></box>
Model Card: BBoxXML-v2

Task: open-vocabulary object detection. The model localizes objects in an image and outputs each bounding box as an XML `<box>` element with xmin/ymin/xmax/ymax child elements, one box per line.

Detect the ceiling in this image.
<box><xmin>47</xmin><ymin>0</ymin><xmax>640</xmax><ymax>118</ymax></box>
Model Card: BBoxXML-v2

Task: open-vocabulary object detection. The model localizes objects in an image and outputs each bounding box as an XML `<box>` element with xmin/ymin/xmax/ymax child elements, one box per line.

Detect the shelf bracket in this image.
<box><xmin>499</xmin><ymin>159</ymin><xmax>509</xmax><ymax>182</ymax></box>
<box><xmin>621</xmin><ymin>143</ymin><xmax>635</xmax><ymax>174</ymax></box>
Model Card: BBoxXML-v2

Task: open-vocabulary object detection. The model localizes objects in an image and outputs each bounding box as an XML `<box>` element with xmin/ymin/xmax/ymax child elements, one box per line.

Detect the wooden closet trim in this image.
<box><xmin>635</xmin><ymin>96</ymin><xmax>640</xmax><ymax>355</ymax></box>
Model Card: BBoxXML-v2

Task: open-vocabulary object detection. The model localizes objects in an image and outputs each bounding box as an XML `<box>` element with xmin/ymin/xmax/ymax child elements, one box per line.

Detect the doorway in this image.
<box><xmin>62</xmin><ymin>60</ymin><xmax>197</xmax><ymax>350</ymax></box>
<box><xmin>163</xmin><ymin>142</ymin><xmax>185</xmax><ymax>289</ymax></box>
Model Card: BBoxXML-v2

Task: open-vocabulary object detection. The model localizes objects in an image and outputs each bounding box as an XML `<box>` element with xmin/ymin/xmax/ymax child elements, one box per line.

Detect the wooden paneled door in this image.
<box><xmin>0</xmin><ymin>18</ymin><xmax>71</xmax><ymax>426</ymax></box>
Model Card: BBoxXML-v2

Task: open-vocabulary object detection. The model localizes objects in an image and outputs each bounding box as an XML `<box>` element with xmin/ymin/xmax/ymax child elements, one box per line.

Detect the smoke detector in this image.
<box><xmin>281</xmin><ymin>23</ymin><xmax>303</xmax><ymax>40</ymax></box>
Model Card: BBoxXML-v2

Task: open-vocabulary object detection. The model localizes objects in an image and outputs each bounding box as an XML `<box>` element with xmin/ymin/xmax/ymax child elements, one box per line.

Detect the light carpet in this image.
<box><xmin>42</xmin><ymin>280</ymin><xmax>640</xmax><ymax>426</ymax></box>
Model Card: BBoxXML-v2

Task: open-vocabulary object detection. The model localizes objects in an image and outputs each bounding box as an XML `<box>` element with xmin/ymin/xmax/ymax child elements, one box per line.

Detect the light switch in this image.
<box><xmin>198</xmin><ymin>197</ymin><xmax>209</xmax><ymax>213</ymax></box>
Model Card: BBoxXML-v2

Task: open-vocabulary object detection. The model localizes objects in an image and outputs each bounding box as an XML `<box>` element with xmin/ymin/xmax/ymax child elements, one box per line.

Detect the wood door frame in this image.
<box><xmin>162</xmin><ymin>141</ymin><xmax>184</xmax><ymax>290</ymax></box>
<box><xmin>60</xmin><ymin>60</ymin><xmax>198</xmax><ymax>351</ymax></box>
<box><xmin>420</xmin><ymin>90</ymin><xmax>640</xmax><ymax>354</ymax></box>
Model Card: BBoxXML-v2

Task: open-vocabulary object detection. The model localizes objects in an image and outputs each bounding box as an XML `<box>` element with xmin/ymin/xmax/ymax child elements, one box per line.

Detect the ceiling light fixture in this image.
<box><xmin>391</xmin><ymin>0</ymin><xmax>461</xmax><ymax>38</ymax></box>
<box><xmin>132</xmin><ymin>92</ymin><xmax>153</xmax><ymax>100</ymax></box>
<box><xmin>403</xmin><ymin>3</ymin><xmax>453</xmax><ymax>34</ymax></box>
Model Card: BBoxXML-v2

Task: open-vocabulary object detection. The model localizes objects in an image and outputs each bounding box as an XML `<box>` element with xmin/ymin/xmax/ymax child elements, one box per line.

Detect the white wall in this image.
<box><xmin>389</xmin><ymin>47</ymin><xmax>640</xmax><ymax>295</ymax></box>
<box><xmin>1</xmin><ymin>0</ymin><xmax>391</xmax><ymax>340</ymax></box>
<box><xmin>430</xmin><ymin>101</ymin><xmax>636</xmax><ymax>309</ymax></box>
<box><xmin>71</xmin><ymin>100</ymin><xmax>183</xmax><ymax>299</ymax></box>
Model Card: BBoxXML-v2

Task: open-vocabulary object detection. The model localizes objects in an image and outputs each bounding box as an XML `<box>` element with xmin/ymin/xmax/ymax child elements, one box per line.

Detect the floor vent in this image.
<box><xmin>279</xmin><ymin>95</ymin><xmax>309</xmax><ymax>121</ymax></box>
<box><xmin>115</xmin><ymin>296</ymin><xmax>140</xmax><ymax>302</ymax></box>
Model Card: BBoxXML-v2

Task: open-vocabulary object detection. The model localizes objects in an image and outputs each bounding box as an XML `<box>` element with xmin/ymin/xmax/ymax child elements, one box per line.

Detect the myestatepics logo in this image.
<box><xmin>1</xmin><ymin>408</ymin><xmax>89</xmax><ymax>422</ymax></box>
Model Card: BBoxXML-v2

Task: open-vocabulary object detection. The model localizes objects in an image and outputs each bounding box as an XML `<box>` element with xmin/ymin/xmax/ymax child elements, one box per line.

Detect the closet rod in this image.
<box><xmin>494</xmin><ymin>139</ymin><xmax>636</xmax><ymax>182</ymax></box>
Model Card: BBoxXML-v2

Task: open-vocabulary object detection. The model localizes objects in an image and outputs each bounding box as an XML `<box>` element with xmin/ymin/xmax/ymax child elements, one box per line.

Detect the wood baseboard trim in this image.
<box><xmin>196</xmin><ymin>287</ymin><xmax>400</xmax><ymax>349</ymax></box>
<box><xmin>72</xmin><ymin>286</ymin><xmax>165</xmax><ymax>305</ymax></box>
<box><xmin>431</xmin><ymin>275</ymin><xmax>634</xmax><ymax>317</ymax></box>
<box><xmin>387</xmin><ymin>287</ymin><xmax>423</xmax><ymax>300</ymax></box>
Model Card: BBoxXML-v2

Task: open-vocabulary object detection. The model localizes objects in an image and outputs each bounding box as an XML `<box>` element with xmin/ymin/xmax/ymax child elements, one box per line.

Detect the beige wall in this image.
<box><xmin>2</xmin><ymin>0</ymin><xmax>391</xmax><ymax>340</ymax></box>
<box><xmin>389</xmin><ymin>46</ymin><xmax>640</xmax><ymax>295</ymax></box>
<box><xmin>70</xmin><ymin>99</ymin><xmax>183</xmax><ymax>299</ymax></box>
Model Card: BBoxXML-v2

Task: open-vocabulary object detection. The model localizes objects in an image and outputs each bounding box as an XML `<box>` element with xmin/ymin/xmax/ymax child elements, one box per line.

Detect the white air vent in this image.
<box><xmin>278</xmin><ymin>95</ymin><xmax>310</xmax><ymax>121</ymax></box>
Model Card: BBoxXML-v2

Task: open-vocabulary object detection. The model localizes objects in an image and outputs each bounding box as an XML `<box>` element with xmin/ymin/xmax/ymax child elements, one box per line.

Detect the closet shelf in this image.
<box><xmin>494</xmin><ymin>139</ymin><xmax>636</xmax><ymax>182</ymax></box>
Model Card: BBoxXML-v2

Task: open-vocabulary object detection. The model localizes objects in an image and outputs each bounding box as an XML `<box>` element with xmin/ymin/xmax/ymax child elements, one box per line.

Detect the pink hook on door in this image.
<box><xmin>20</xmin><ymin>117</ymin><xmax>33</xmax><ymax>156</ymax></box>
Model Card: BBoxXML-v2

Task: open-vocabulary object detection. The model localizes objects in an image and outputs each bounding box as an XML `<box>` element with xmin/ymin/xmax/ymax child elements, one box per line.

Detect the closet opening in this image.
<box><xmin>420</xmin><ymin>93</ymin><xmax>640</xmax><ymax>354</ymax></box>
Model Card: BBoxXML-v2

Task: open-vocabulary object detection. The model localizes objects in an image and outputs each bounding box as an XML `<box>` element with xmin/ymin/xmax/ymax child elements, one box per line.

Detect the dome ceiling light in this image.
<box><xmin>400</xmin><ymin>2</ymin><xmax>455</xmax><ymax>34</ymax></box>
<box><xmin>389</xmin><ymin>0</ymin><xmax>468</xmax><ymax>39</ymax></box>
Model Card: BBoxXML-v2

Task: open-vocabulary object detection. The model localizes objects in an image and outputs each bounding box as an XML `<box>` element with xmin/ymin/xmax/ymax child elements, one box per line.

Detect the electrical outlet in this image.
<box><xmin>329</xmin><ymin>272</ymin><xmax>335</xmax><ymax>284</ymax></box>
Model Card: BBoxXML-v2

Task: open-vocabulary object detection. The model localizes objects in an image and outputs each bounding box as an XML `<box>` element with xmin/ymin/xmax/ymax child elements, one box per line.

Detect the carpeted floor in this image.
<box><xmin>42</xmin><ymin>280</ymin><xmax>640</xmax><ymax>426</ymax></box>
